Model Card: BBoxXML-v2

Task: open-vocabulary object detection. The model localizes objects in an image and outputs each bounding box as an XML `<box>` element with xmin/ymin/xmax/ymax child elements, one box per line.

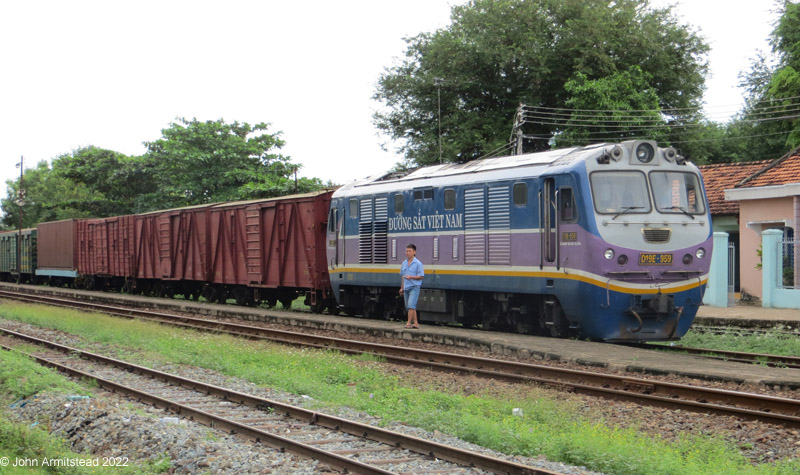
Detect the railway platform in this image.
<box><xmin>696</xmin><ymin>304</ymin><xmax>800</xmax><ymax>329</ymax></box>
<box><xmin>2</xmin><ymin>282</ymin><xmax>800</xmax><ymax>390</ymax></box>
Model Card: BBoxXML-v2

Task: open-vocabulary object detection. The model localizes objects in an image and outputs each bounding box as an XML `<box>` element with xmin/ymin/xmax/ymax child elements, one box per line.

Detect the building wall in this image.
<box><xmin>711</xmin><ymin>215</ymin><xmax>738</xmax><ymax>234</ymax></box>
<box><xmin>738</xmin><ymin>197</ymin><xmax>796</xmax><ymax>298</ymax></box>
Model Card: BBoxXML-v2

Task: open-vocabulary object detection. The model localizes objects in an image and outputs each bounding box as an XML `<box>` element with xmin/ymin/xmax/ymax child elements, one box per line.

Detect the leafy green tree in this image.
<box><xmin>52</xmin><ymin>147</ymin><xmax>158</xmax><ymax>215</ymax></box>
<box><xmin>735</xmin><ymin>0</ymin><xmax>800</xmax><ymax>160</ymax></box>
<box><xmin>555</xmin><ymin>67</ymin><xmax>668</xmax><ymax>147</ymax></box>
<box><xmin>144</xmin><ymin>118</ymin><xmax>322</xmax><ymax>208</ymax></box>
<box><xmin>374</xmin><ymin>0</ymin><xmax>709</xmax><ymax>165</ymax></box>
<box><xmin>1</xmin><ymin>161</ymin><xmax>98</xmax><ymax>229</ymax></box>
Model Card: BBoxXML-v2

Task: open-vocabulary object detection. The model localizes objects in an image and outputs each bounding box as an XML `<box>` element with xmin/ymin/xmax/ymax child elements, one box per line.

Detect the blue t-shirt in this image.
<box><xmin>400</xmin><ymin>257</ymin><xmax>424</xmax><ymax>289</ymax></box>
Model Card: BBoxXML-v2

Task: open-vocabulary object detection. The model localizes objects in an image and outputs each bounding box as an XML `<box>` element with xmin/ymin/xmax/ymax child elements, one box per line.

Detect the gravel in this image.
<box><xmin>7</xmin><ymin>393</ymin><xmax>318</xmax><ymax>474</ymax></box>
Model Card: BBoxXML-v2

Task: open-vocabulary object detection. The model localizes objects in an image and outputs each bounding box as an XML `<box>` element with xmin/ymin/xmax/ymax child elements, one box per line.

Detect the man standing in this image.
<box><xmin>399</xmin><ymin>243</ymin><xmax>424</xmax><ymax>328</ymax></box>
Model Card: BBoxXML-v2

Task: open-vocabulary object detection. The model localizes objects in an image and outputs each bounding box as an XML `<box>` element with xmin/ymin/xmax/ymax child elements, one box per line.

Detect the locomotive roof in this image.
<box><xmin>337</xmin><ymin>143</ymin><xmax>608</xmax><ymax>196</ymax></box>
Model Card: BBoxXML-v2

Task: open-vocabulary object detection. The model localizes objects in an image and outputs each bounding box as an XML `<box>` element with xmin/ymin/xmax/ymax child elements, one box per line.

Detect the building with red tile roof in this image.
<box><xmin>699</xmin><ymin>161</ymin><xmax>769</xmax><ymax>216</ymax></box>
<box><xmin>717</xmin><ymin>148</ymin><xmax>800</xmax><ymax>299</ymax></box>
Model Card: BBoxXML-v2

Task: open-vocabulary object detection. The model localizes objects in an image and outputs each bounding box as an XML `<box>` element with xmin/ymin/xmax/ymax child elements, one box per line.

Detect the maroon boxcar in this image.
<box><xmin>76</xmin><ymin>215</ymin><xmax>135</xmax><ymax>289</ymax></box>
<box><xmin>134</xmin><ymin>204</ymin><xmax>214</xmax><ymax>298</ymax></box>
<box><xmin>36</xmin><ymin>219</ymin><xmax>79</xmax><ymax>285</ymax></box>
<box><xmin>206</xmin><ymin>190</ymin><xmax>334</xmax><ymax>309</ymax></box>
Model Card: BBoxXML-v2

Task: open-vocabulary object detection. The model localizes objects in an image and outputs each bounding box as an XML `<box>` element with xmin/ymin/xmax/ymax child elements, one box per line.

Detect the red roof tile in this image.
<box><xmin>699</xmin><ymin>161</ymin><xmax>769</xmax><ymax>216</ymax></box>
<box><xmin>737</xmin><ymin>147</ymin><xmax>800</xmax><ymax>188</ymax></box>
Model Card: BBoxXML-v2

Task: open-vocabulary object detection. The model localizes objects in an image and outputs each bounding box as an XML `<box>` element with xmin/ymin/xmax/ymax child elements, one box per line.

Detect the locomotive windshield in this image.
<box><xmin>590</xmin><ymin>171</ymin><xmax>651</xmax><ymax>215</ymax></box>
<box><xmin>650</xmin><ymin>171</ymin><xmax>706</xmax><ymax>215</ymax></box>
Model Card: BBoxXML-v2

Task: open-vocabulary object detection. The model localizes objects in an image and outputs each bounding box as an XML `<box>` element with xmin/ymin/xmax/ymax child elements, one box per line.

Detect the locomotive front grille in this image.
<box><xmin>642</xmin><ymin>228</ymin><xmax>671</xmax><ymax>244</ymax></box>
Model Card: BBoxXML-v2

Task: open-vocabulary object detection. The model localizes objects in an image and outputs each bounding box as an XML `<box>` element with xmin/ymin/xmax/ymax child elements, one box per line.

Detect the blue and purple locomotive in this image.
<box><xmin>326</xmin><ymin>140</ymin><xmax>711</xmax><ymax>341</ymax></box>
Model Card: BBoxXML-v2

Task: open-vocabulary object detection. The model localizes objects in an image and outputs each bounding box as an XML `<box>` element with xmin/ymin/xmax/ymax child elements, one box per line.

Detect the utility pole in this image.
<box><xmin>434</xmin><ymin>77</ymin><xmax>443</xmax><ymax>163</ymax></box>
<box><xmin>15</xmin><ymin>156</ymin><xmax>24</xmax><ymax>284</ymax></box>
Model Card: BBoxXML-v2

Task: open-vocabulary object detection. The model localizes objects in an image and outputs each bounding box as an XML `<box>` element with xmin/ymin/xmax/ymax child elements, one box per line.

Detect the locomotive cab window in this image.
<box><xmin>349</xmin><ymin>199</ymin><xmax>358</xmax><ymax>218</ymax></box>
<box><xmin>414</xmin><ymin>187</ymin><xmax>434</xmax><ymax>200</ymax></box>
<box><xmin>650</xmin><ymin>171</ymin><xmax>706</xmax><ymax>215</ymax></box>
<box><xmin>394</xmin><ymin>194</ymin><xmax>404</xmax><ymax>213</ymax></box>
<box><xmin>559</xmin><ymin>188</ymin><xmax>577</xmax><ymax>223</ymax></box>
<box><xmin>444</xmin><ymin>189</ymin><xmax>456</xmax><ymax>210</ymax></box>
<box><xmin>513</xmin><ymin>183</ymin><xmax>527</xmax><ymax>206</ymax></box>
<box><xmin>590</xmin><ymin>171</ymin><xmax>651</xmax><ymax>215</ymax></box>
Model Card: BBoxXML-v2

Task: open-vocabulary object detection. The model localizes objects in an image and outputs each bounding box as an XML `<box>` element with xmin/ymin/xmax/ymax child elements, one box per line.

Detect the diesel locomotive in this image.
<box><xmin>326</xmin><ymin>140</ymin><xmax>711</xmax><ymax>341</ymax></box>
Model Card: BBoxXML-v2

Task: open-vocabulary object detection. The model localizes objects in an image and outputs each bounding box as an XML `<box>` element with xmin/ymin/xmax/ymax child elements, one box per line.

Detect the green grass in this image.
<box><xmin>0</xmin><ymin>349</ymin><xmax>89</xmax><ymax>400</ymax></box>
<box><xmin>0</xmin><ymin>348</ymin><xmax>170</xmax><ymax>474</ymax></box>
<box><xmin>677</xmin><ymin>327</ymin><xmax>800</xmax><ymax>357</ymax></box>
<box><xmin>0</xmin><ymin>301</ymin><xmax>798</xmax><ymax>474</ymax></box>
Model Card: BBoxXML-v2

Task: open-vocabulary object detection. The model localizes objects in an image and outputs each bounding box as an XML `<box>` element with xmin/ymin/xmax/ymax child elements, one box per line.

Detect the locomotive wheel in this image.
<box><xmin>362</xmin><ymin>300</ymin><xmax>384</xmax><ymax>320</ymax></box>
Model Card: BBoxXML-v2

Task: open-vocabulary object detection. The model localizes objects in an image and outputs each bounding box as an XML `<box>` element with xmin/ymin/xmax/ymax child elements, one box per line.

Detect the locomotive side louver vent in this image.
<box><xmin>359</xmin><ymin>199</ymin><xmax>373</xmax><ymax>264</ymax></box>
<box><xmin>373</xmin><ymin>198</ymin><xmax>388</xmax><ymax>264</ymax></box>
<box><xmin>642</xmin><ymin>228</ymin><xmax>671</xmax><ymax>243</ymax></box>
<box><xmin>359</xmin><ymin>197</ymin><xmax>389</xmax><ymax>264</ymax></box>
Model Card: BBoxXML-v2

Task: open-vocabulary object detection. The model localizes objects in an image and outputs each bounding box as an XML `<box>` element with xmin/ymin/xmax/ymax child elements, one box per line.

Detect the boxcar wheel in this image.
<box><xmin>122</xmin><ymin>280</ymin><xmax>134</xmax><ymax>294</ymax></box>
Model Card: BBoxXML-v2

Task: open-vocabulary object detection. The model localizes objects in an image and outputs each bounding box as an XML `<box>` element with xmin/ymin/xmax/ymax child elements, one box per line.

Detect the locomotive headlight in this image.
<box><xmin>683</xmin><ymin>254</ymin><xmax>693</xmax><ymax>265</ymax></box>
<box><xmin>635</xmin><ymin>143</ymin><xmax>655</xmax><ymax>163</ymax></box>
<box><xmin>617</xmin><ymin>254</ymin><xmax>628</xmax><ymax>266</ymax></box>
<box><xmin>696</xmin><ymin>248</ymin><xmax>706</xmax><ymax>259</ymax></box>
<box><xmin>604</xmin><ymin>249</ymin><xmax>615</xmax><ymax>260</ymax></box>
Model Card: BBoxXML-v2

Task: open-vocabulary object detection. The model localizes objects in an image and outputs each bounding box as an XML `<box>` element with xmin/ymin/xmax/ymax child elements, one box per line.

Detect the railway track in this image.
<box><xmin>628</xmin><ymin>343</ymin><xmax>800</xmax><ymax>369</ymax></box>
<box><xmin>0</xmin><ymin>327</ymin><xmax>557</xmax><ymax>475</ymax></box>
<box><xmin>2</xmin><ymin>289</ymin><xmax>800</xmax><ymax>429</ymax></box>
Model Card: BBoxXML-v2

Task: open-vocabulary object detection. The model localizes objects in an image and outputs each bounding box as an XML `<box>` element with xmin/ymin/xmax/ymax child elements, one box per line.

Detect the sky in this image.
<box><xmin>0</xmin><ymin>0</ymin><xmax>780</xmax><ymax>203</ymax></box>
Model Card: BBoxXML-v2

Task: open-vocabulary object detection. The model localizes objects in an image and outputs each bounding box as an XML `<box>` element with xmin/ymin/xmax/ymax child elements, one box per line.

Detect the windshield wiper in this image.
<box><xmin>665</xmin><ymin>206</ymin><xmax>695</xmax><ymax>219</ymax></box>
<box><xmin>612</xmin><ymin>206</ymin><xmax>645</xmax><ymax>220</ymax></box>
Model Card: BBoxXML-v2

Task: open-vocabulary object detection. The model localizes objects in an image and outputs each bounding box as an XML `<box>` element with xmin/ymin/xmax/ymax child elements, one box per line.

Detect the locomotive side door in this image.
<box><xmin>540</xmin><ymin>178</ymin><xmax>558</xmax><ymax>268</ymax></box>
<box><xmin>541</xmin><ymin>175</ymin><xmax>578</xmax><ymax>271</ymax></box>
<box><xmin>327</xmin><ymin>202</ymin><xmax>344</xmax><ymax>269</ymax></box>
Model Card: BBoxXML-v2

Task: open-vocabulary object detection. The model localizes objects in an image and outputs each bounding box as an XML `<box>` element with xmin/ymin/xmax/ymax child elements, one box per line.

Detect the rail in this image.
<box><xmin>1</xmin><ymin>289</ymin><xmax>799</xmax><ymax>429</ymax></box>
<box><xmin>0</xmin><ymin>327</ymin><xmax>557</xmax><ymax>475</ymax></box>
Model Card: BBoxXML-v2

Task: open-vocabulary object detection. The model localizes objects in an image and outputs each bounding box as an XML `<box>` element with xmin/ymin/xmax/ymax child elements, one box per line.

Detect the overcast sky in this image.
<box><xmin>0</xmin><ymin>0</ymin><xmax>779</xmax><ymax>203</ymax></box>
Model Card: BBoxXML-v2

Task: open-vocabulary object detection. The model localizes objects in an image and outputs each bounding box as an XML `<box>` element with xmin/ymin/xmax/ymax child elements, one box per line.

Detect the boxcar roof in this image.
<box><xmin>211</xmin><ymin>189</ymin><xmax>336</xmax><ymax>209</ymax></box>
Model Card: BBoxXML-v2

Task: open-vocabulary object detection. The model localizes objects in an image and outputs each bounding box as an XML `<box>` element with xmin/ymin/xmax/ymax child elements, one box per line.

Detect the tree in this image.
<box><xmin>1</xmin><ymin>160</ymin><xmax>99</xmax><ymax>229</ymax></box>
<box><xmin>144</xmin><ymin>118</ymin><xmax>322</xmax><ymax>208</ymax></box>
<box><xmin>374</xmin><ymin>0</ymin><xmax>709</xmax><ymax>166</ymax></box>
<box><xmin>53</xmin><ymin>146</ymin><xmax>159</xmax><ymax>215</ymax></box>
<box><xmin>735</xmin><ymin>1</ymin><xmax>800</xmax><ymax>161</ymax></box>
<box><xmin>554</xmin><ymin>67</ymin><xmax>668</xmax><ymax>147</ymax></box>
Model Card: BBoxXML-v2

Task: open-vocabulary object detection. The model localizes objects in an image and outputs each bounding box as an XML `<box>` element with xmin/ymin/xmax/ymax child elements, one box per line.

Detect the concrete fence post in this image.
<box><xmin>761</xmin><ymin>229</ymin><xmax>783</xmax><ymax>308</ymax></box>
<box><xmin>703</xmin><ymin>232</ymin><xmax>729</xmax><ymax>307</ymax></box>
